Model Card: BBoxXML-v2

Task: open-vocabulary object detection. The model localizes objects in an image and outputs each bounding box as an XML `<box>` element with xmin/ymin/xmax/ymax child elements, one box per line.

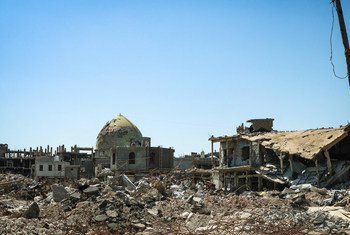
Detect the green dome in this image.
<box><xmin>96</xmin><ymin>114</ymin><xmax>143</xmax><ymax>150</ymax></box>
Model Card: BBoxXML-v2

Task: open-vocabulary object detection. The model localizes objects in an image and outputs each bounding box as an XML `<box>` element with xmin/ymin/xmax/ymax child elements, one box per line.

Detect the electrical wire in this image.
<box><xmin>330</xmin><ymin>1</ymin><xmax>348</xmax><ymax>79</ymax></box>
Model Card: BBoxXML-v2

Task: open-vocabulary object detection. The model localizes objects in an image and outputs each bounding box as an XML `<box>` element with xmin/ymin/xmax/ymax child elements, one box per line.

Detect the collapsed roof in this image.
<box><xmin>241</xmin><ymin>124</ymin><xmax>350</xmax><ymax>160</ymax></box>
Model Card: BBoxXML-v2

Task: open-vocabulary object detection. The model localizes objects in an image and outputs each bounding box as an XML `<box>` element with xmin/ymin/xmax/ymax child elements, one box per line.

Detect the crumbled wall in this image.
<box><xmin>65</xmin><ymin>166</ymin><xmax>80</xmax><ymax>180</ymax></box>
<box><xmin>173</xmin><ymin>157</ymin><xmax>193</xmax><ymax>171</ymax></box>
<box><xmin>35</xmin><ymin>160</ymin><xmax>69</xmax><ymax>178</ymax></box>
<box><xmin>110</xmin><ymin>147</ymin><xmax>147</xmax><ymax>171</ymax></box>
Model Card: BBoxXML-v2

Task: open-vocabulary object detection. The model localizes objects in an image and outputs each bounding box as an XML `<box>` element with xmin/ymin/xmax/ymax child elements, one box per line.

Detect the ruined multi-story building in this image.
<box><xmin>95</xmin><ymin>114</ymin><xmax>174</xmax><ymax>174</ymax></box>
<box><xmin>34</xmin><ymin>145</ymin><xmax>94</xmax><ymax>180</ymax></box>
<box><xmin>0</xmin><ymin>144</ymin><xmax>94</xmax><ymax>180</ymax></box>
<box><xmin>174</xmin><ymin>151</ymin><xmax>219</xmax><ymax>171</ymax></box>
<box><xmin>209</xmin><ymin>119</ymin><xmax>350</xmax><ymax>191</ymax></box>
<box><xmin>0</xmin><ymin>144</ymin><xmax>43</xmax><ymax>176</ymax></box>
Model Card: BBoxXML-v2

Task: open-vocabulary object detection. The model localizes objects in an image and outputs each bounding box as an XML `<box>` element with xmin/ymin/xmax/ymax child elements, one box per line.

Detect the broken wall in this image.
<box><xmin>173</xmin><ymin>156</ymin><xmax>193</xmax><ymax>171</ymax></box>
<box><xmin>80</xmin><ymin>159</ymin><xmax>94</xmax><ymax>178</ymax></box>
<box><xmin>329</xmin><ymin>135</ymin><xmax>350</xmax><ymax>160</ymax></box>
<box><xmin>250</xmin><ymin>142</ymin><xmax>262</xmax><ymax>166</ymax></box>
<box><xmin>0</xmin><ymin>144</ymin><xmax>8</xmax><ymax>158</ymax></box>
<box><xmin>35</xmin><ymin>158</ymin><xmax>69</xmax><ymax>178</ymax></box>
<box><xmin>162</xmin><ymin>147</ymin><xmax>174</xmax><ymax>169</ymax></box>
<box><xmin>110</xmin><ymin>147</ymin><xmax>147</xmax><ymax>171</ymax></box>
<box><xmin>65</xmin><ymin>166</ymin><xmax>80</xmax><ymax>180</ymax></box>
<box><xmin>233</xmin><ymin>139</ymin><xmax>251</xmax><ymax>166</ymax></box>
<box><xmin>247</xmin><ymin>119</ymin><xmax>274</xmax><ymax>132</ymax></box>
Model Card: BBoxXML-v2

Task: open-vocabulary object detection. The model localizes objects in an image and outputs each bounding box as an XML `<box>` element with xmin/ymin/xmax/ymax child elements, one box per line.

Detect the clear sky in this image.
<box><xmin>1</xmin><ymin>0</ymin><xmax>350</xmax><ymax>156</ymax></box>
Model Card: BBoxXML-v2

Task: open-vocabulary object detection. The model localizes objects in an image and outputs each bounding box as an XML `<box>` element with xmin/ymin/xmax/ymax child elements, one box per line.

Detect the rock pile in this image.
<box><xmin>1</xmin><ymin>173</ymin><xmax>350</xmax><ymax>234</ymax></box>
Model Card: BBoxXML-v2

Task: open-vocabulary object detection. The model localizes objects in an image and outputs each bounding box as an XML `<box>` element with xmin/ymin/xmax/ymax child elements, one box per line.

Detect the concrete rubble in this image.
<box><xmin>1</xmin><ymin>173</ymin><xmax>350</xmax><ymax>234</ymax></box>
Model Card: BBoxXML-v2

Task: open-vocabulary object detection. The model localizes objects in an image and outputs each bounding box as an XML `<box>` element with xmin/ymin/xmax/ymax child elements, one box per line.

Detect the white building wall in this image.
<box><xmin>35</xmin><ymin>161</ymin><xmax>69</xmax><ymax>178</ymax></box>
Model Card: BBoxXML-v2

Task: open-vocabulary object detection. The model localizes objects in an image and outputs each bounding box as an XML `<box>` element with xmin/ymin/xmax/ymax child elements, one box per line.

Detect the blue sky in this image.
<box><xmin>1</xmin><ymin>0</ymin><xmax>350</xmax><ymax>156</ymax></box>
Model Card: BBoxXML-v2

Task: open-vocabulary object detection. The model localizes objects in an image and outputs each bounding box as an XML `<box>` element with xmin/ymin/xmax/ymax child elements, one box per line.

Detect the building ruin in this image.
<box><xmin>209</xmin><ymin>118</ymin><xmax>350</xmax><ymax>191</ymax></box>
<box><xmin>0</xmin><ymin>144</ymin><xmax>94</xmax><ymax>180</ymax></box>
<box><xmin>95</xmin><ymin>114</ymin><xmax>174</xmax><ymax>175</ymax></box>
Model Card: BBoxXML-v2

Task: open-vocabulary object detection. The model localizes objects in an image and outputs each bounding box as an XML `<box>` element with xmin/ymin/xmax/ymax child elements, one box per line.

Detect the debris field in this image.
<box><xmin>1</xmin><ymin>173</ymin><xmax>350</xmax><ymax>234</ymax></box>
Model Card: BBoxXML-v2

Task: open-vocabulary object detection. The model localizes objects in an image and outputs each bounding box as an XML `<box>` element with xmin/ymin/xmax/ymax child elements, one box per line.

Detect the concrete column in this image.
<box><xmin>232</xmin><ymin>149</ymin><xmax>235</xmax><ymax>167</ymax></box>
<box><xmin>233</xmin><ymin>172</ymin><xmax>237</xmax><ymax>188</ymax></box>
<box><xmin>248</xmin><ymin>143</ymin><xmax>252</xmax><ymax>166</ymax></box>
<box><xmin>146</xmin><ymin>148</ymin><xmax>148</xmax><ymax>170</ymax></box>
<box><xmin>233</xmin><ymin>142</ymin><xmax>237</xmax><ymax>167</ymax></box>
<box><xmin>160</xmin><ymin>148</ymin><xmax>162</xmax><ymax>169</ymax></box>
<box><xmin>279</xmin><ymin>154</ymin><xmax>284</xmax><ymax>174</ymax></box>
<box><xmin>258</xmin><ymin>176</ymin><xmax>262</xmax><ymax>191</ymax></box>
<box><xmin>288</xmin><ymin>155</ymin><xmax>294</xmax><ymax>174</ymax></box>
<box><xmin>211</xmin><ymin>140</ymin><xmax>214</xmax><ymax>165</ymax></box>
<box><xmin>219</xmin><ymin>145</ymin><xmax>223</xmax><ymax>167</ymax></box>
<box><xmin>226</xmin><ymin>141</ymin><xmax>229</xmax><ymax>166</ymax></box>
<box><xmin>324</xmin><ymin>150</ymin><xmax>333</xmax><ymax>175</ymax></box>
<box><xmin>315</xmin><ymin>159</ymin><xmax>320</xmax><ymax>187</ymax></box>
<box><xmin>245</xmin><ymin>171</ymin><xmax>251</xmax><ymax>190</ymax></box>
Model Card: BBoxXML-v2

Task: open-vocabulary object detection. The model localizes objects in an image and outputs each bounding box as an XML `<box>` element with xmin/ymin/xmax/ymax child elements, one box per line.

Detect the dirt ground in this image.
<box><xmin>0</xmin><ymin>173</ymin><xmax>350</xmax><ymax>234</ymax></box>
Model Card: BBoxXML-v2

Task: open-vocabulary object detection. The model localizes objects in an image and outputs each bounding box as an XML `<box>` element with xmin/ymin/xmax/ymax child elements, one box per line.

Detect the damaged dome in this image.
<box><xmin>96</xmin><ymin>114</ymin><xmax>143</xmax><ymax>150</ymax></box>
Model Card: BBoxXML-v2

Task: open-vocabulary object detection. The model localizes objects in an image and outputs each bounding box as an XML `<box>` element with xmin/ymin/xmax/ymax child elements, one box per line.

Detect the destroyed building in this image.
<box><xmin>173</xmin><ymin>154</ymin><xmax>194</xmax><ymax>171</ymax></box>
<box><xmin>54</xmin><ymin>145</ymin><xmax>94</xmax><ymax>179</ymax></box>
<box><xmin>95</xmin><ymin>114</ymin><xmax>174</xmax><ymax>174</ymax></box>
<box><xmin>193</xmin><ymin>151</ymin><xmax>220</xmax><ymax>169</ymax></box>
<box><xmin>0</xmin><ymin>144</ymin><xmax>94</xmax><ymax>180</ymax></box>
<box><xmin>35</xmin><ymin>156</ymin><xmax>69</xmax><ymax>179</ymax></box>
<box><xmin>209</xmin><ymin>118</ymin><xmax>350</xmax><ymax>191</ymax></box>
<box><xmin>34</xmin><ymin>145</ymin><xmax>94</xmax><ymax>180</ymax></box>
<box><xmin>174</xmin><ymin>151</ymin><xmax>220</xmax><ymax>171</ymax></box>
<box><xmin>1</xmin><ymin>114</ymin><xmax>173</xmax><ymax>179</ymax></box>
<box><xmin>0</xmin><ymin>144</ymin><xmax>43</xmax><ymax>176</ymax></box>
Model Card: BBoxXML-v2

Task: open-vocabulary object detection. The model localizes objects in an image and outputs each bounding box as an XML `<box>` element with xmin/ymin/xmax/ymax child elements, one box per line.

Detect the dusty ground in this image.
<box><xmin>0</xmin><ymin>173</ymin><xmax>350</xmax><ymax>234</ymax></box>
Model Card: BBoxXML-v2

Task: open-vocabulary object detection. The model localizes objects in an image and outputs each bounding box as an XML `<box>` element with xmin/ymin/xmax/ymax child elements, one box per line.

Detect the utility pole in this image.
<box><xmin>333</xmin><ymin>0</ymin><xmax>350</xmax><ymax>87</ymax></box>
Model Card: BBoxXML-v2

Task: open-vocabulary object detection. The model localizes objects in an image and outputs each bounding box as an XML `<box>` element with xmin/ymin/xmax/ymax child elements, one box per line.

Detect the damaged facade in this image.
<box><xmin>35</xmin><ymin>145</ymin><xmax>94</xmax><ymax>180</ymax></box>
<box><xmin>210</xmin><ymin>118</ymin><xmax>350</xmax><ymax>191</ymax></box>
<box><xmin>0</xmin><ymin>144</ymin><xmax>94</xmax><ymax>180</ymax></box>
<box><xmin>0</xmin><ymin>144</ymin><xmax>37</xmax><ymax>176</ymax></box>
<box><xmin>1</xmin><ymin>114</ymin><xmax>174</xmax><ymax>180</ymax></box>
<box><xmin>95</xmin><ymin>114</ymin><xmax>174</xmax><ymax>174</ymax></box>
<box><xmin>174</xmin><ymin>151</ymin><xmax>219</xmax><ymax>171</ymax></box>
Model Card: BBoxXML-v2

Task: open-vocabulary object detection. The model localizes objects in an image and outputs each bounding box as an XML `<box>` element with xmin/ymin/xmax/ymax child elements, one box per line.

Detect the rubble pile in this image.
<box><xmin>1</xmin><ymin>173</ymin><xmax>350</xmax><ymax>234</ymax></box>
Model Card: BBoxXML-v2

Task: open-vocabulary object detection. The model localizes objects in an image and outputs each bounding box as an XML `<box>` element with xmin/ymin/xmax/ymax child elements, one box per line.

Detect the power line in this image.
<box><xmin>330</xmin><ymin>2</ymin><xmax>348</xmax><ymax>79</ymax></box>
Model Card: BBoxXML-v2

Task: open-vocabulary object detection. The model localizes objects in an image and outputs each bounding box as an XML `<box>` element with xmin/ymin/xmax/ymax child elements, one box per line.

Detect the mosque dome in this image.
<box><xmin>96</xmin><ymin>114</ymin><xmax>143</xmax><ymax>150</ymax></box>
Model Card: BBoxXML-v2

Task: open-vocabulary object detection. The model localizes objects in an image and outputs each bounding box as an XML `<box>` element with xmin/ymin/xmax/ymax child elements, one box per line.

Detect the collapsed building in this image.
<box><xmin>35</xmin><ymin>145</ymin><xmax>94</xmax><ymax>180</ymax></box>
<box><xmin>95</xmin><ymin>114</ymin><xmax>174</xmax><ymax>176</ymax></box>
<box><xmin>0</xmin><ymin>144</ymin><xmax>94</xmax><ymax>180</ymax></box>
<box><xmin>1</xmin><ymin>114</ymin><xmax>174</xmax><ymax>180</ymax></box>
<box><xmin>174</xmin><ymin>151</ymin><xmax>220</xmax><ymax>171</ymax></box>
<box><xmin>209</xmin><ymin>118</ymin><xmax>350</xmax><ymax>191</ymax></box>
<box><xmin>0</xmin><ymin>144</ymin><xmax>36</xmax><ymax>176</ymax></box>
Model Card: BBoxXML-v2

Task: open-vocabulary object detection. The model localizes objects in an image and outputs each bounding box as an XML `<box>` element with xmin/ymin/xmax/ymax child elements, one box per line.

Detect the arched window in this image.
<box><xmin>129</xmin><ymin>152</ymin><xmax>135</xmax><ymax>164</ymax></box>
